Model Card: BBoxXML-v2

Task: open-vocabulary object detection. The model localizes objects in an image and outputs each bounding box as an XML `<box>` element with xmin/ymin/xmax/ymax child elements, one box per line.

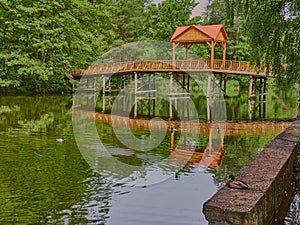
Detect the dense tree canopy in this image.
<box><xmin>237</xmin><ymin>0</ymin><xmax>300</xmax><ymax>84</ymax></box>
<box><xmin>203</xmin><ymin>0</ymin><xmax>299</xmax><ymax>84</ymax></box>
<box><xmin>110</xmin><ymin>0</ymin><xmax>148</xmax><ymax>45</ymax></box>
<box><xmin>0</xmin><ymin>0</ymin><xmax>200</xmax><ymax>93</ymax></box>
<box><xmin>0</xmin><ymin>0</ymin><xmax>114</xmax><ymax>93</ymax></box>
<box><xmin>1</xmin><ymin>0</ymin><xmax>299</xmax><ymax>93</ymax></box>
<box><xmin>203</xmin><ymin>0</ymin><xmax>251</xmax><ymax>61</ymax></box>
<box><xmin>145</xmin><ymin>0</ymin><xmax>201</xmax><ymax>41</ymax></box>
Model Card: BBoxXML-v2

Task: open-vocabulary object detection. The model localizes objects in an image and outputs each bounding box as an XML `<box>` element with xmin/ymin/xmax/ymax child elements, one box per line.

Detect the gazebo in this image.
<box><xmin>170</xmin><ymin>24</ymin><xmax>228</xmax><ymax>67</ymax></box>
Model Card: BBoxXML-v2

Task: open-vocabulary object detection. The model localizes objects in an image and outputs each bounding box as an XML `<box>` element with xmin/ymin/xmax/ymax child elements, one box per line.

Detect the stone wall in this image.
<box><xmin>203</xmin><ymin>118</ymin><xmax>300</xmax><ymax>225</ymax></box>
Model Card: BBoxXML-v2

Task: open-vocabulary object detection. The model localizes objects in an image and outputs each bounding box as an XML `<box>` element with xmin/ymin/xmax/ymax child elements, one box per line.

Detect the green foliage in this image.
<box><xmin>203</xmin><ymin>0</ymin><xmax>251</xmax><ymax>61</ymax></box>
<box><xmin>4</xmin><ymin>0</ymin><xmax>297</xmax><ymax>93</ymax></box>
<box><xmin>0</xmin><ymin>0</ymin><xmax>114</xmax><ymax>93</ymax></box>
<box><xmin>203</xmin><ymin>0</ymin><xmax>300</xmax><ymax>84</ymax></box>
<box><xmin>190</xmin><ymin>44</ymin><xmax>211</xmax><ymax>59</ymax></box>
<box><xmin>144</xmin><ymin>0</ymin><xmax>201</xmax><ymax>41</ymax></box>
<box><xmin>110</xmin><ymin>0</ymin><xmax>148</xmax><ymax>45</ymax></box>
<box><xmin>237</xmin><ymin>0</ymin><xmax>300</xmax><ymax>84</ymax></box>
<box><xmin>0</xmin><ymin>0</ymin><xmax>204</xmax><ymax>93</ymax></box>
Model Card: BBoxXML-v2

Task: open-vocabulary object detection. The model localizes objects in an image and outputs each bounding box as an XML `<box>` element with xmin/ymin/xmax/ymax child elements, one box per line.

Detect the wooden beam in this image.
<box><xmin>134</xmin><ymin>72</ymin><xmax>138</xmax><ymax>118</ymax></box>
<box><xmin>222</xmin><ymin>42</ymin><xmax>226</xmax><ymax>68</ymax></box>
<box><xmin>184</xmin><ymin>43</ymin><xmax>194</xmax><ymax>60</ymax></box>
<box><xmin>169</xmin><ymin>72</ymin><xmax>173</xmax><ymax>119</ymax></box>
<box><xmin>184</xmin><ymin>43</ymin><xmax>189</xmax><ymax>60</ymax></box>
<box><xmin>172</xmin><ymin>42</ymin><xmax>179</xmax><ymax>68</ymax></box>
<box><xmin>210</xmin><ymin>41</ymin><xmax>215</xmax><ymax>68</ymax></box>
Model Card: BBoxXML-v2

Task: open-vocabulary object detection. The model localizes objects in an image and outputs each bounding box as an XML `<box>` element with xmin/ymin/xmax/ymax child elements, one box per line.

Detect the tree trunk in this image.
<box><xmin>298</xmin><ymin>82</ymin><xmax>300</xmax><ymax>118</ymax></box>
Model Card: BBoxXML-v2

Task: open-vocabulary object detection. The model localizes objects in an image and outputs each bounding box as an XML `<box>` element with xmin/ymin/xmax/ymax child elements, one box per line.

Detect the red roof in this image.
<box><xmin>170</xmin><ymin>24</ymin><xmax>228</xmax><ymax>43</ymax></box>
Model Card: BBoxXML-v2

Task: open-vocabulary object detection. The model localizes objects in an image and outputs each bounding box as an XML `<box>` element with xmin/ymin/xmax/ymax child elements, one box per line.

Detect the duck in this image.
<box><xmin>56</xmin><ymin>138</ymin><xmax>65</xmax><ymax>143</ymax></box>
<box><xmin>226</xmin><ymin>175</ymin><xmax>250</xmax><ymax>189</ymax></box>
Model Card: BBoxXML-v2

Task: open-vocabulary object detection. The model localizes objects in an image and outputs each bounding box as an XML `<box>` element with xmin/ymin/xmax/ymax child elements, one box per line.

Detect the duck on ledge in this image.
<box><xmin>226</xmin><ymin>175</ymin><xmax>250</xmax><ymax>189</ymax></box>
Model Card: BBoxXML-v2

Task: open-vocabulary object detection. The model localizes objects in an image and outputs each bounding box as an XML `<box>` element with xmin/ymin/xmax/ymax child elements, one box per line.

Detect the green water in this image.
<box><xmin>0</xmin><ymin>87</ymin><xmax>298</xmax><ymax>224</ymax></box>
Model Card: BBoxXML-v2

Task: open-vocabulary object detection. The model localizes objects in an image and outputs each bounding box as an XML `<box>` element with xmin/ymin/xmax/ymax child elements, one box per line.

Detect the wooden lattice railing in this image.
<box><xmin>73</xmin><ymin>60</ymin><xmax>270</xmax><ymax>77</ymax></box>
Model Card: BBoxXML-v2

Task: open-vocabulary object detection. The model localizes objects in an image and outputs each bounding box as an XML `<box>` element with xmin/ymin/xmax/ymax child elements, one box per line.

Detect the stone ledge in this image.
<box><xmin>203</xmin><ymin>119</ymin><xmax>300</xmax><ymax>225</ymax></box>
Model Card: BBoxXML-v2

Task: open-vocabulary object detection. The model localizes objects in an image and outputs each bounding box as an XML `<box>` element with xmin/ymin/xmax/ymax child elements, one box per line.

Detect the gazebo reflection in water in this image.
<box><xmin>169</xmin><ymin>124</ymin><xmax>226</xmax><ymax>169</ymax></box>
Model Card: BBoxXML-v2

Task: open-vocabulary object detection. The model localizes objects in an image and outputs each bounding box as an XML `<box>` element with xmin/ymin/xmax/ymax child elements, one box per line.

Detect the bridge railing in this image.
<box><xmin>78</xmin><ymin>59</ymin><xmax>269</xmax><ymax>77</ymax></box>
<box><xmin>211</xmin><ymin>60</ymin><xmax>267</xmax><ymax>75</ymax></box>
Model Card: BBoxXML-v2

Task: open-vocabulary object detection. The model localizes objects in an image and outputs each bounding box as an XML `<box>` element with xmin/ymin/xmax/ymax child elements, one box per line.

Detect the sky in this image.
<box><xmin>152</xmin><ymin>0</ymin><xmax>209</xmax><ymax>18</ymax></box>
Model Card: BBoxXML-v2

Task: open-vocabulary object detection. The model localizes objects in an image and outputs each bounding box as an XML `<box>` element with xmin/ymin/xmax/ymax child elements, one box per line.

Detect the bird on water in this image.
<box><xmin>56</xmin><ymin>138</ymin><xmax>65</xmax><ymax>143</ymax></box>
<box><xmin>226</xmin><ymin>175</ymin><xmax>250</xmax><ymax>189</ymax></box>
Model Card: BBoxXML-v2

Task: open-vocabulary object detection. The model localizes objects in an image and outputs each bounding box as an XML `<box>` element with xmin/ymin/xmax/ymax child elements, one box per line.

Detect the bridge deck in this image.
<box><xmin>73</xmin><ymin>59</ymin><xmax>271</xmax><ymax>78</ymax></box>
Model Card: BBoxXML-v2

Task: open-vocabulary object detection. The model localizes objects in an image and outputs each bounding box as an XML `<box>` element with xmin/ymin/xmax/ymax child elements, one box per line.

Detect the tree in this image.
<box><xmin>237</xmin><ymin>0</ymin><xmax>300</xmax><ymax>84</ymax></box>
<box><xmin>110</xmin><ymin>0</ymin><xmax>148</xmax><ymax>45</ymax></box>
<box><xmin>145</xmin><ymin>0</ymin><xmax>201</xmax><ymax>41</ymax></box>
<box><xmin>202</xmin><ymin>0</ymin><xmax>251</xmax><ymax>61</ymax></box>
<box><xmin>0</xmin><ymin>0</ymin><xmax>114</xmax><ymax>93</ymax></box>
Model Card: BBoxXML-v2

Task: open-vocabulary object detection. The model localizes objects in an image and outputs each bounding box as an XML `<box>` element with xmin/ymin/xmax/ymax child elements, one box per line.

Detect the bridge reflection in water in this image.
<box><xmin>73</xmin><ymin>108</ymin><xmax>291</xmax><ymax>171</ymax></box>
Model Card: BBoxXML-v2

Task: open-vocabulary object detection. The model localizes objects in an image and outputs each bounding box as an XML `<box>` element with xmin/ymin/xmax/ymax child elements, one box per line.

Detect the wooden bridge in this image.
<box><xmin>72</xmin><ymin>24</ymin><xmax>272</xmax><ymax>120</ymax></box>
<box><xmin>73</xmin><ymin>24</ymin><xmax>271</xmax><ymax>78</ymax></box>
<box><xmin>72</xmin><ymin>59</ymin><xmax>270</xmax><ymax>78</ymax></box>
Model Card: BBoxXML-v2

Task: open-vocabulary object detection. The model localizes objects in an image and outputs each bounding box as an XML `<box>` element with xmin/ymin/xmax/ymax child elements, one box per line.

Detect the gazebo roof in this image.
<box><xmin>170</xmin><ymin>24</ymin><xmax>228</xmax><ymax>44</ymax></box>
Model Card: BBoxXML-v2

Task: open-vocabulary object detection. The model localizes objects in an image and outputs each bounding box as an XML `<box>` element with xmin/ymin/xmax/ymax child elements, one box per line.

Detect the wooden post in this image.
<box><xmin>207</xmin><ymin>73</ymin><xmax>211</xmax><ymax>121</ymax></box>
<box><xmin>172</xmin><ymin>43</ymin><xmax>176</xmax><ymax>68</ymax></box>
<box><xmin>248</xmin><ymin>99</ymin><xmax>252</xmax><ymax>120</ymax></box>
<box><xmin>86</xmin><ymin>78</ymin><xmax>89</xmax><ymax>89</ymax></box>
<box><xmin>102</xmin><ymin>75</ymin><xmax>105</xmax><ymax>94</ymax></box>
<box><xmin>108</xmin><ymin>77</ymin><xmax>111</xmax><ymax>93</ymax></box>
<box><xmin>72</xmin><ymin>81</ymin><xmax>75</xmax><ymax>92</ymax></box>
<box><xmin>298</xmin><ymin>82</ymin><xmax>300</xmax><ymax>116</ymax></box>
<box><xmin>263</xmin><ymin>78</ymin><xmax>267</xmax><ymax>118</ymax></box>
<box><xmin>170</xmin><ymin>72</ymin><xmax>173</xmax><ymax>119</ymax></box>
<box><xmin>153</xmin><ymin>73</ymin><xmax>156</xmax><ymax>91</ymax></box>
<box><xmin>220</xmin><ymin>129</ymin><xmax>224</xmax><ymax>149</ymax></box>
<box><xmin>134</xmin><ymin>72</ymin><xmax>138</xmax><ymax>118</ymax></box>
<box><xmin>263</xmin><ymin>78</ymin><xmax>267</xmax><ymax>101</ymax></box>
<box><xmin>121</xmin><ymin>75</ymin><xmax>125</xmax><ymax>90</ymax></box>
<box><xmin>210</xmin><ymin>41</ymin><xmax>215</xmax><ymax>69</ymax></box>
<box><xmin>224</xmin><ymin>74</ymin><xmax>227</xmax><ymax>96</ymax></box>
<box><xmin>153</xmin><ymin>73</ymin><xmax>156</xmax><ymax>117</ymax></box>
<box><xmin>148</xmin><ymin>73</ymin><xmax>151</xmax><ymax>94</ymax></box>
<box><xmin>248</xmin><ymin>76</ymin><xmax>253</xmax><ymax>99</ymax></box>
<box><xmin>140</xmin><ymin>97</ymin><xmax>143</xmax><ymax>116</ymax></box>
<box><xmin>102</xmin><ymin>75</ymin><xmax>106</xmax><ymax>113</ymax></box>
<box><xmin>258</xmin><ymin>78</ymin><xmax>262</xmax><ymax>117</ymax></box>
<box><xmin>222</xmin><ymin>42</ymin><xmax>226</xmax><ymax>69</ymax></box>
<box><xmin>185</xmin><ymin>43</ymin><xmax>188</xmax><ymax>60</ymax></box>
<box><xmin>171</xmin><ymin>128</ymin><xmax>175</xmax><ymax>149</ymax></box>
<box><xmin>187</xmin><ymin>75</ymin><xmax>190</xmax><ymax>92</ymax></box>
<box><xmin>208</xmin><ymin>126</ymin><xmax>213</xmax><ymax>152</ymax></box>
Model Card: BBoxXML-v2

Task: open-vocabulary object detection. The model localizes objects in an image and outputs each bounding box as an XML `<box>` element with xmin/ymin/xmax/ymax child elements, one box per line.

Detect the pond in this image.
<box><xmin>0</xmin><ymin>84</ymin><xmax>298</xmax><ymax>224</ymax></box>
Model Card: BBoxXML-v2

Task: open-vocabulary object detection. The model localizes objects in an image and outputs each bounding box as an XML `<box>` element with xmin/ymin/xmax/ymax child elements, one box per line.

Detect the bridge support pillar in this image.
<box><xmin>248</xmin><ymin>76</ymin><xmax>267</xmax><ymax>120</ymax></box>
<box><xmin>133</xmin><ymin>72</ymin><xmax>156</xmax><ymax>118</ymax></box>
<box><xmin>169</xmin><ymin>72</ymin><xmax>190</xmax><ymax>120</ymax></box>
<box><xmin>219</xmin><ymin>74</ymin><xmax>227</xmax><ymax>96</ymax></box>
<box><xmin>206</xmin><ymin>73</ymin><xmax>226</xmax><ymax>121</ymax></box>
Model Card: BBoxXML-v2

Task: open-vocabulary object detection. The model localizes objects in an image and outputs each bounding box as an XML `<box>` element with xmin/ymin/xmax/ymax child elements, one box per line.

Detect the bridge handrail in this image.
<box><xmin>80</xmin><ymin>59</ymin><xmax>270</xmax><ymax>77</ymax></box>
